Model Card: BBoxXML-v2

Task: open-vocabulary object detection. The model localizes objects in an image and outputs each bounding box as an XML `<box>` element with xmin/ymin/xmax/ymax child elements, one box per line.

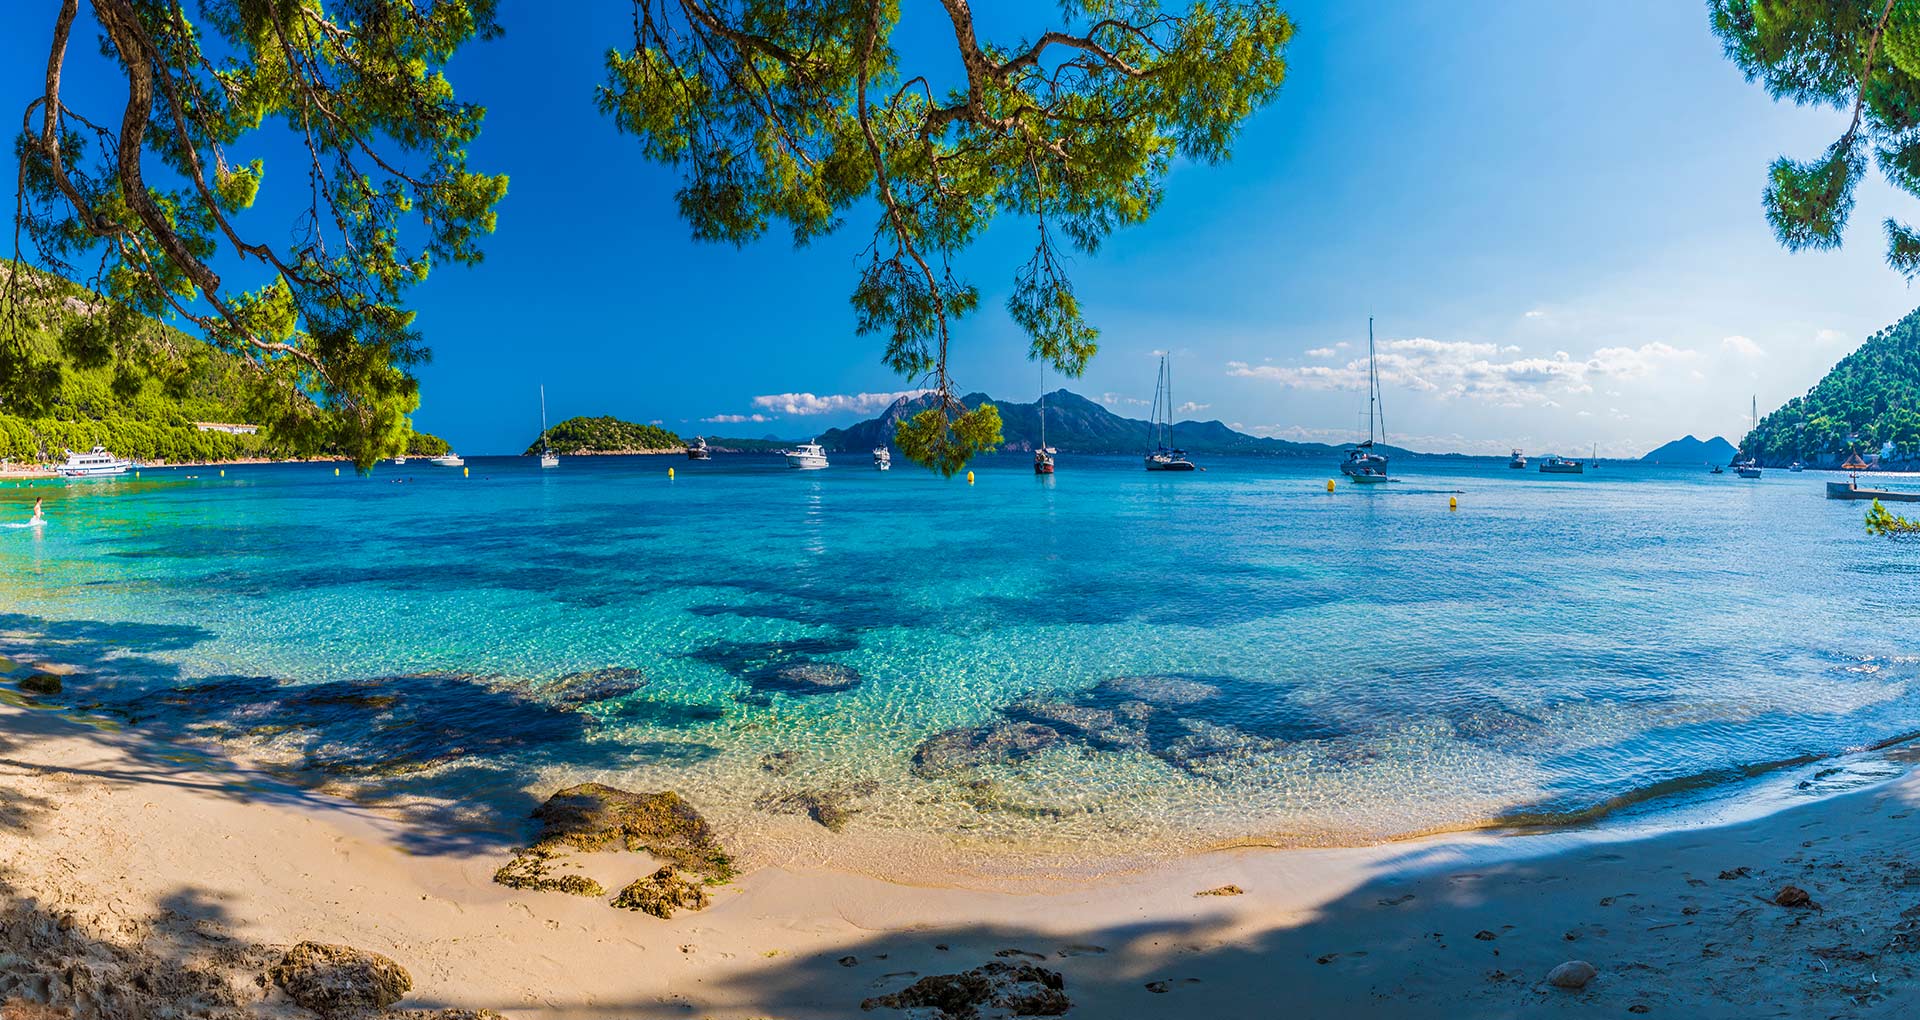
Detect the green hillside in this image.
<box><xmin>529</xmin><ymin>416</ymin><xmax>683</xmax><ymax>455</ymax></box>
<box><xmin>1743</xmin><ymin>307</ymin><xmax>1920</xmax><ymax>466</ymax></box>
<box><xmin>0</xmin><ymin>270</ymin><xmax>442</xmax><ymax>465</ymax></box>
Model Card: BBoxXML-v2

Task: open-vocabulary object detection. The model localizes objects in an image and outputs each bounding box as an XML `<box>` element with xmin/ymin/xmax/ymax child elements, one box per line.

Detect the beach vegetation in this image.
<box><xmin>1740</xmin><ymin>305</ymin><xmax>1920</xmax><ymax>462</ymax></box>
<box><xmin>1866</xmin><ymin>497</ymin><xmax>1920</xmax><ymax>535</ymax></box>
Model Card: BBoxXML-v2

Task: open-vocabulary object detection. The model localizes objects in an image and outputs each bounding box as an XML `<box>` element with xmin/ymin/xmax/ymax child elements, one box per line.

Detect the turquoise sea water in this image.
<box><xmin>3</xmin><ymin>454</ymin><xmax>1918</xmax><ymax>869</ymax></box>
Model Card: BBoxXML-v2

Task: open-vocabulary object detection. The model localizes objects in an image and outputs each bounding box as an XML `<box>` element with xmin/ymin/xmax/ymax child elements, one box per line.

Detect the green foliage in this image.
<box><xmin>1742</xmin><ymin>304</ymin><xmax>1920</xmax><ymax>461</ymax></box>
<box><xmin>893</xmin><ymin>402</ymin><xmax>1003</xmax><ymax>478</ymax></box>
<box><xmin>9</xmin><ymin>0</ymin><xmax>507</xmax><ymax>470</ymax></box>
<box><xmin>599</xmin><ymin>0</ymin><xmax>1291</xmax><ymax>470</ymax></box>
<box><xmin>535</xmin><ymin>416</ymin><xmax>683</xmax><ymax>455</ymax></box>
<box><xmin>1866</xmin><ymin>498</ymin><xmax>1920</xmax><ymax>535</ymax></box>
<box><xmin>1710</xmin><ymin>0</ymin><xmax>1920</xmax><ymax>274</ymax></box>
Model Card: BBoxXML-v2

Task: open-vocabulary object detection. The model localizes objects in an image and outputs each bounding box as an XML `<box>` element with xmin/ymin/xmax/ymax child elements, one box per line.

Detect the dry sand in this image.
<box><xmin>4</xmin><ymin>695</ymin><xmax>1920</xmax><ymax>1018</ymax></box>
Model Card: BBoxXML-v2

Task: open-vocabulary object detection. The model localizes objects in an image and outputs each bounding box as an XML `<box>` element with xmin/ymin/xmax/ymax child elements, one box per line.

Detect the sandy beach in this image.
<box><xmin>5</xmin><ymin>677</ymin><xmax>1920</xmax><ymax>1019</ymax></box>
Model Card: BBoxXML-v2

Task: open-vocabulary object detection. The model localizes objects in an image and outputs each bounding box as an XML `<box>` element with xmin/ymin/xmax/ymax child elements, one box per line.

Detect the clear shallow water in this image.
<box><xmin>3</xmin><ymin>455</ymin><xmax>1919</xmax><ymax>869</ymax></box>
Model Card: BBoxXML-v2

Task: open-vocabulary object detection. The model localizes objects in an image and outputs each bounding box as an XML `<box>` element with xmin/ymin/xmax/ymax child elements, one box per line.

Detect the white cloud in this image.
<box><xmin>703</xmin><ymin>413</ymin><xmax>771</xmax><ymax>423</ymax></box>
<box><xmin>1815</xmin><ymin>328</ymin><xmax>1848</xmax><ymax>347</ymax></box>
<box><xmin>1304</xmin><ymin>347</ymin><xmax>1338</xmax><ymax>358</ymax></box>
<box><xmin>1100</xmin><ymin>392</ymin><xmax>1149</xmax><ymax>407</ymax></box>
<box><xmin>1524</xmin><ymin>308</ymin><xmax>1547</xmax><ymax>319</ymax></box>
<box><xmin>1720</xmin><ymin>335</ymin><xmax>1766</xmax><ymax>358</ymax></box>
<box><xmin>1228</xmin><ymin>337</ymin><xmax>1697</xmax><ymax>408</ymax></box>
<box><xmin>750</xmin><ymin>390</ymin><xmax>929</xmax><ymax>416</ymax></box>
<box><xmin>1177</xmin><ymin>401</ymin><xmax>1211</xmax><ymax>414</ymax></box>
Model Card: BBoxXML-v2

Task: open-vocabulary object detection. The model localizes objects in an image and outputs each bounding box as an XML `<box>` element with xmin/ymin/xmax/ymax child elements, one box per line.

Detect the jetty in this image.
<box><xmin>1826</xmin><ymin>480</ymin><xmax>1920</xmax><ymax>502</ymax></box>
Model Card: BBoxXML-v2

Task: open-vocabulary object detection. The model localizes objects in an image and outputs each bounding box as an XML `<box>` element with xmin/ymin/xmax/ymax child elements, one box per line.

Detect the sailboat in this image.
<box><xmin>1034</xmin><ymin>368</ymin><xmax>1055</xmax><ymax>475</ymax></box>
<box><xmin>1735</xmin><ymin>395</ymin><xmax>1762</xmax><ymax>478</ymax></box>
<box><xmin>1339</xmin><ymin>318</ymin><xmax>1389</xmax><ymax>483</ymax></box>
<box><xmin>1144</xmin><ymin>354</ymin><xmax>1195</xmax><ymax>471</ymax></box>
<box><xmin>537</xmin><ymin>386</ymin><xmax>559</xmax><ymax>468</ymax></box>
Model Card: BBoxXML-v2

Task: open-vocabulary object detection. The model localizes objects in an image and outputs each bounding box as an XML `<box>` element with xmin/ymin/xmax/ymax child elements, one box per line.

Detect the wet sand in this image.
<box><xmin>4</xmin><ymin>690</ymin><xmax>1920</xmax><ymax>1018</ymax></box>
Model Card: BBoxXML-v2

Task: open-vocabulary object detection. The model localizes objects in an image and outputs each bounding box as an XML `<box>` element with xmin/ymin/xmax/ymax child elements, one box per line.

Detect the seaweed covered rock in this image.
<box><xmin>911</xmin><ymin>722</ymin><xmax>1062</xmax><ymax>777</ymax></box>
<box><xmin>528</xmin><ymin>783</ymin><xmax>732</xmax><ymax>878</ymax></box>
<box><xmin>544</xmin><ymin>667</ymin><xmax>648</xmax><ymax>705</ymax></box>
<box><xmin>748</xmin><ymin>661</ymin><xmax>861</xmax><ymax>698</ymax></box>
<box><xmin>755</xmin><ymin>781</ymin><xmax>878</xmax><ymax>833</ymax></box>
<box><xmin>493</xmin><ymin>784</ymin><xmax>732</xmax><ymax>915</ymax></box>
<box><xmin>269</xmin><ymin>941</ymin><xmax>411</xmax><ymax>1016</ymax></box>
<box><xmin>612</xmin><ymin>866</ymin><xmax>710</xmax><ymax>918</ymax></box>
<box><xmin>860</xmin><ymin>960</ymin><xmax>1069</xmax><ymax>1018</ymax></box>
<box><xmin>490</xmin><ymin>846</ymin><xmax>606</xmax><ymax>897</ymax></box>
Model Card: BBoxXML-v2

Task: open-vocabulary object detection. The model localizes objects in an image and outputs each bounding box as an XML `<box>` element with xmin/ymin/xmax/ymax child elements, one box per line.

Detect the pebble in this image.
<box><xmin>1546</xmin><ymin>960</ymin><xmax>1597</xmax><ymax>990</ymax></box>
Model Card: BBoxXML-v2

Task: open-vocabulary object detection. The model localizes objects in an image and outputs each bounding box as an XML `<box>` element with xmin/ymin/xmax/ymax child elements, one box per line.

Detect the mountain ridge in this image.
<box><xmin>1640</xmin><ymin>434</ymin><xmax>1738</xmax><ymax>464</ymax></box>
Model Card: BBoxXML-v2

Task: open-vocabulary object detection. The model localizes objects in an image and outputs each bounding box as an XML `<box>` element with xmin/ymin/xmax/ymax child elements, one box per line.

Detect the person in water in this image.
<box><xmin>29</xmin><ymin>497</ymin><xmax>44</xmax><ymax>526</ymax></box>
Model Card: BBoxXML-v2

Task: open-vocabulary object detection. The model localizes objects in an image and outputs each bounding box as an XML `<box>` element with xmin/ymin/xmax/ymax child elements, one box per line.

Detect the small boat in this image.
<box><xmin>392</xmin><ymin>456</ymin><xmax>408</xmax><ymax>466</ymax></box>
<box><xmin>1589</xmin><ymin>443</ymin><xmax>1602</xmax><ymax>469</ymax></box>
<box><xmin>1508</xmin><ymin>449</ymin><xmax>1527</xmax><ymax>469</ymax></box>
<box><xmin>1710</xmin><ymin>464</ymin><xmax>1724</xmax><ymax>475</ymax></box>
<box><xmin>873</xmin><ymin>447</ymin><xmax>891</xmax><ymax>471</ymax></box>
<box><xmin>1538</xmin><ymin>456</ymin><xmax>1584</xmax><ymax>474</ymax></box>
<box><xmin>430</xmin><ymin>453</ymin><xmax>465</xmax><ymax>467</ymax></box>
<box><xmin>687</xmin><ymin>436</ymin><xmax>712</xmax><ymax>461</ymax></box>
<box><xmin>538</xmin><ymin>385</ymin><xmax>559</xmax><ymax>468</ymax></box>
<box><xmin>1034</xmin><ymin>369</ymin><xmax>1055</xmax><ymax>475</ymax></box>
<box><xmin>785</xmin><ymin>441</ymin><xmax>829</xmax><ymax>470</ymax></box>
<box><xmin>57</xmin><ymin>446</ymin><xmax>132</xmax><ymax>478</ymax></box>
<box><xmin>1144</xmin><ymin>353</ymin><xmax>1196</xmax><ymax>471</ymax></box>
<box><xmin>1339</xmin><ymin>318</ymin><xmax>1389</xmax><ymax>483</ymax></box>
<box><xmin>1789</xmin><ymin>460</ymin><xmax>1805</xmax><ymax>472</ymax></box>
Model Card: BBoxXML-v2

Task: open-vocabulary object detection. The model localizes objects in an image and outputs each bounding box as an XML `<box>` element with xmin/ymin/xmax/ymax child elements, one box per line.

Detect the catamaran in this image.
<box><xmin>537</xmin><ymin>385</ymin><xmax>558</xmax><ymax>468</ymax></box>
<box><xmin>1034</xmin><ymin>369</ymin><xmax>1056</xmax><ymax>475</ymax></box>
<box><xmin>57</xmin><ymin>446</ymin><xmax>132</xmax><ymax>478</ymax></box>
<box><xmin>1144</xmin><ymin>354</ymin><xmax>1195</xmax><ymax>471</ymax></box>
<box><xmin>785</xmin><ymin>441</ymin><xmax>829</xmax><ymax>470</ymax></box>
<box><xmin>1340</xmin><ymin>318</ymin><xmax>1389</xmax><ymax>483</ymax></box>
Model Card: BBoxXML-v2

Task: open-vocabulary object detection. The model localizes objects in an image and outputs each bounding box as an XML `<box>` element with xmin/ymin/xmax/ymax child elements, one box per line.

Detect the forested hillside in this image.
<box><xmin>530</xmin><ymin>416</ymin><xmax>683</xmax><ymax>454</ymax></box>
<box><xmin>1743</xmin><ymin>307</ymin><xmax>1920</xmax><ymax>466</ymax></box>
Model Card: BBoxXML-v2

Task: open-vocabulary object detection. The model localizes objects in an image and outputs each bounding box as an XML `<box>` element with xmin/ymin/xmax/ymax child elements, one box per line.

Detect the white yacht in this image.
<box><xmin>785</xmin><ymin>442</ymin><xmax>829</xmax><ymax>470</ymax></box>
<box><xmin>430</xmin><ymin>453</ymin><xmax>465</xmax><ymax>467</ymax></box>
<box><xmin>537</xmin><ymin>385</ymin><xmax>558</xmax><ymax>468</ymax></box>
<box><xmin>873</xmin><ymin>447</ymin><xmax>891</xmax><ymax>471</ymax></box>
<box><xmin>57</xmin><ymin>446</ymin><xmax>132</xmax><ymax>478</ymax></box>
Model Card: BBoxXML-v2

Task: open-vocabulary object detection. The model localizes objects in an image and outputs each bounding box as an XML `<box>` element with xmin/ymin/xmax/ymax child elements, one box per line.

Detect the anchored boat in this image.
<box><xmin>57</xmin><ymin>446</ymin><xmax>132</xmax><ymax>478</ymax></box>
<box><xmin>1144</xmin><ymin>354</ymin><xmax>1195</xmax><ymax>472</ymax></box>
<box><xmin>1509</xmin><ymin>449</ymin><xmax>1527</xmax><ymax>469</ymax></box>
<box><xmin>873</xmin><ymin>447</ymin><xmax>891</xmax><ymax>471</ymax></box>
<box><xmin>1339</xmin><ymin>318</ymin><xmax>1390</xmax><ymax>484</ymax></box>
<box><xmin>785</xmin><ymin>442</ymin><xmax>829</xmax><ymax>470</ymax></box>
<box><xmin>1538</xmin><ymin>456</ymin><xmax>1584</xmax><ymax>475</ymax></box>
<box><xmin>686</xmin><ymin>436</ymin><xmax>712</xmax><ymax>461</ymax></box>
<box><xmin>538</xmin><ymin>385</ymin><xmax>559</xmax><ymax>468</ymax></box>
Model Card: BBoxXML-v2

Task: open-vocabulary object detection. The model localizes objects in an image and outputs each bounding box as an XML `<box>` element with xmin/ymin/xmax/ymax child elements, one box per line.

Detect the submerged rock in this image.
<box><xmin>748</xmin><ymin>661</ymin><xmax>861</xmax><ymax>698</ymax></box>
<box><xmin>860</xmin><ymin>960</ymin><xmax>1068</xmax><ymax>1017</ymax></box>
<box><xmin>1091</xmin><ymin>674</ymin><xmax>1220</xmax><ymax>707</ymax></box>
<box><xmin>755</xmin><ymin>781</ymin><xmax>877</xmax><ymax>832</ymax></box>
<box><xmin>269</xmin><ymin>941</ymin><xmax>412</xmax><ymax>1015</ymax></box>
<box><xmin>1545</xmin><ymin>960</ymin><xmax>1596</xmax><ymax>990</ymax></box>
<box><xmin>911</xmin><ymin>722</ymin><xmax>1062</xmax><ymax>777</ymax></box>
<box><xmin>1774</xmin><ymin>885</ymin><xmax>1813</xmax><ymax>908</ymax></box>
<box><xmin>545</xmin><ymin>666</ymin><xmax>648</xmax><ymax>705</ymax></box>
<box><xmin>612</xmin><ymin>865</ymin><xmax>710</xmax><ymax>918</ymax></box>
<box><xmin>758</xmin><ymin>750</ymin><xmax>801</xmax><ymax>775</ymax></box>
<box><xmin>17</xmin><ymin>673</ymin><xmax>61</xmax><ymax>696</ymax></box>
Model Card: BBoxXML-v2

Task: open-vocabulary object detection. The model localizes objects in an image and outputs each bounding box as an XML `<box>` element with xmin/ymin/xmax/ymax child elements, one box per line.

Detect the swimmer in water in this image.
<box><xmin>29</xmin><ymin>497</ymin><xmax>44</xmax><ymax>526</ymax></box>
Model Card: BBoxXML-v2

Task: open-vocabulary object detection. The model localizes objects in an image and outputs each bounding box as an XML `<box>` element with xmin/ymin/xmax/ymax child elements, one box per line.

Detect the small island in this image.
<box><xmin>529</xmin><ymin>416</ymin><xmax>685</xmax><ymax>455</ymax></box>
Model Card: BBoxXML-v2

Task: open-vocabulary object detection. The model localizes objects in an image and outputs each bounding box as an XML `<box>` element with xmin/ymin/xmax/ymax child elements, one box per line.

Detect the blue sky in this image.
<box><xmin>5</xmin><ymin>0</ymin><xmax>1918</xmax><ymax>455</ymax></box>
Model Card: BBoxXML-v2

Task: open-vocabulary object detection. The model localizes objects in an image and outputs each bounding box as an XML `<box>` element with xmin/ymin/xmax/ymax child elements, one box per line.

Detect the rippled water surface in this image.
<box><xmin>3</xmin><ymin>454</ymin><xmax>1918</xmax><ymax>866</ymax></box>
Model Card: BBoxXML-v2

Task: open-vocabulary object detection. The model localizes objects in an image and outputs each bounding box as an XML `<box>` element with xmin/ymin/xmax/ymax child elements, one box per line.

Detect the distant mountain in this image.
<box><xmin>1743</xmin><ymin>305</ymin><xmax>1920</xmax><ymax>468</ymax></box>
<box><xmin>815</xmin><ymin>389</ymin><xmax>1389</xmax><ymax>457</ymax></box>
<box><xmin>1640</xmin><ymin>434</ymin><xmax>1737</xmax><ymax>464</ymax></box>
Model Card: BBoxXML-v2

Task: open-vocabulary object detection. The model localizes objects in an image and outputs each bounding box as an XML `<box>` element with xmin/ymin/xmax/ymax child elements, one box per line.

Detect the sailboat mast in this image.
<box><xmin>1166</xmin><ymin>355</ymin><xmax>1174</xmax><ymax>449</ymax></box>
<box><xmin>1039</xmin><ymin>366</ymin><xmax>1047</xmax><ymax>449</ymax></box>
<box><xmin>1367</xmin><ymin>317</ymin><xmax>1379</xmax><ymax>445</ymax></box>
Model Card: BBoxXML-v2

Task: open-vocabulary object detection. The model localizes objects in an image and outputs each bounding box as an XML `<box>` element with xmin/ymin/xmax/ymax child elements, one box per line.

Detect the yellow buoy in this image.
<box><xmin>463</xmin><ymin>466</ymin><xmax>469</xmax><ymax>478</ymax></box>
<box><xmin>1449</xmin><ymin>496</ymin><xmax>1458</xmax><ymax>511</ymax></box>
<box><xmin>219</xmin><ymin>468</ymin><xmax>225</xmax><ymax>477</ymax></box>
<box><xmin>1326</xmin><ymin>478</ymin><xmax>1336</xmax><ymax>492</ymax></box>
<box><xmin>669</xmin><ymin>467</ymin><xmax>676</xmax><ymax>480</ymax></box>
<box><xmin>334</xmin><ymin>467</ymin><xmax>340</xmax><ymax>476</ymax></box>
<box><xmin>967</xmin><ymin>470</ymin><xmax>975</xmax><ymax>485</ymax></box>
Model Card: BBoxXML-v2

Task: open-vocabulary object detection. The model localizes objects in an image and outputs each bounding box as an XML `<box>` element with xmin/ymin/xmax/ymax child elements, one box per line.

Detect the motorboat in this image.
<box><xmin>430</xmin><ymin>453</ymin><xmax>465</xmax><ymax>467</ymax></box>
<box><xmin>57</xmin><ymin>446</ymin><xmax>132</xmax><ymax>478</ymax></box>
<box><xmin>1509</xmin><ymin>449</ymin><xmax>1526</xmax><ymax>469</ymax></box>
<box><xmin>873</xmin><ymin>447</ymin><xmax>891</xmax><ymax>471</ymax></box>
<box><xmin>1538</xmin><ymin>456</ymin><xmax>1584</xmax><ymax>474</ymax></box>
<box><xmin>1789</xmin><ymin>460</ymin><xmax>1805</xmax><ymax>472</ymax></box>
<box><xmin>785</xmin><ymin>442</ymin><xmax>829</xmax><ymax>470</ymax></box>
<box><xmin>687</xmin><ymin>436</ymin><xmax>712</xmax><ymax>461</ymax></box>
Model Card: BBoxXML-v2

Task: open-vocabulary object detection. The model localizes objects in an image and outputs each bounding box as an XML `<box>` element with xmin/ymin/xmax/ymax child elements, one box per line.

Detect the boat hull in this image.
<box><xmin>1538</xmin><ymin>464</ymin><xmax>1583</xmax><ymax>474</ymax></box>
<box><xmin>786</xmin><ymin>457</ymin><xmax>828</xmax><ymax>470</ymax></box>
<box><xmin>1145</xmin><ymin>458</ymin><xmax>1195</xmax><ymax>472</ymax></box>
<box><xmin>57</xmin><ymin>465</ymin><xmax>129</xmax><ymax>478</ymax></box>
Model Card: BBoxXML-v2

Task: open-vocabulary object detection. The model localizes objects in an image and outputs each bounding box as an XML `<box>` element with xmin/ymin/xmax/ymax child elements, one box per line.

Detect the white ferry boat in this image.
<box><xmin>430</xmin><ymin>453</ymin><xmax>465</xmax><ymax>467</ymax></box>
<box><xmin>785</xmin><ymin>442</ymin><xmax>829</xmax><ymax>470</ymax></box>
<box><xmin>57</xmin><ymin>446</ymin><xmax>133</xmax><ymax>478</ymax></box>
